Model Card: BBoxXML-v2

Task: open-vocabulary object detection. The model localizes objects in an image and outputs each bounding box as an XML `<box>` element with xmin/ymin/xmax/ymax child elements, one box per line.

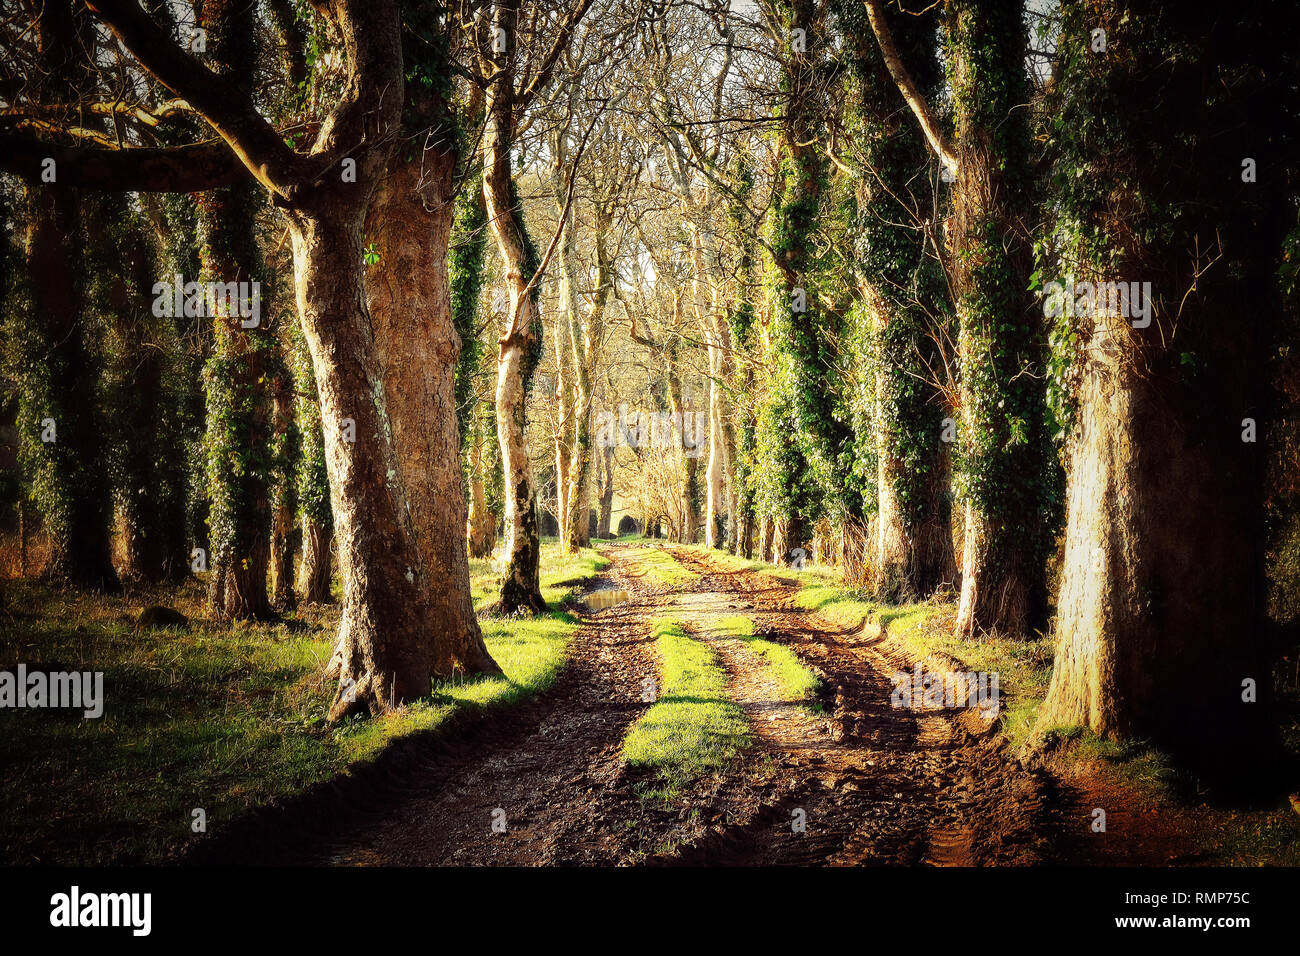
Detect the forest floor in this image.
<box><xmin>181</xmin><ymin>543</ymin><xmax>1300</xmax><ymax>867</ymax></box>
<box><xmin>4</xmin><ymin>539</ymin><xmax>1296</xmax><ymax>865</ymax></box>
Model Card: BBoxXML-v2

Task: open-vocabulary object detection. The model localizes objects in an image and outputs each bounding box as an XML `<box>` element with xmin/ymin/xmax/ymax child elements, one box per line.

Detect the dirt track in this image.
<box><xmin>195</xmin><ymin>544</ymin><xmax>1190</xmax><ymax>866</ymax></box>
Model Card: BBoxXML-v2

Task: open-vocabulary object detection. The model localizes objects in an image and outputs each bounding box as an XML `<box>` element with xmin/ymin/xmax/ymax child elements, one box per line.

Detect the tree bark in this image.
<box><xmin>1039</xmin><ymin>0</ymin><xmax>1282</xmax><ymax>771</ymax></box>
<box><xmin>759</xmin><ymin>515</ymin><xmax>774</xmax><ymax>563</ymax></box>
<box><xmin>299</xmin><ymin>516</ymin><xmax>332</xmax><ymax>604</ymax></box>
<box><xmin>290</xmin><ymin>201</ymin><xmax>448</xmax><ymax>718</ymax></box>
<box><xmin>269</xmin><ymin>372</ymin><xmax>297</xmax><ymax>611</ymax></box>
<box><xmin>21</xmin><ymin>0</ymin><xmax>116</xmax><ymax>590</ymax></box>
<box><xmin>562</xmin><ymin>207</ymin><xmax>611</xmax><ymax>552</ymax></box>
<box><xmin>945</xmin><ymin>0</ymin><xmax>1049</xmax><ymax>637</ymax></box>
<box><xmin>467</xmin><ymin>418</ymin><xmax>498</xmax><ymax>558</ymax></box>
<box><xmin>596</xmin><ymin>444</ymin><xmax>614</xmax><ymax>538</ymax></box>
<box><xmin>482</xmin><ymin>0</ymin><xmax>546</xmax><ymax>613</ymax></box>
<box><xmin>366</xmin><ymin>153</ymin><xmax>500</xmax><ymax>676</ymax></box>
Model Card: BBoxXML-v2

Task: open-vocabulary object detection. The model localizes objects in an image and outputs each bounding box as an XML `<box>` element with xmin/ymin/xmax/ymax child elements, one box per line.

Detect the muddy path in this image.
<box><xmin>227</xmin><ymin>549</ymin><xmax>683</xmax><ymax>865</ymax></box>
<box><xmin>654</xmin><ymin>545</ymin><xmax>1058</xmax><ymax>866</ymax></box>
<box><xmin>195</xmin><ymin>543</ymin><xmax>1186</xmax><ymax>866</ymax></box>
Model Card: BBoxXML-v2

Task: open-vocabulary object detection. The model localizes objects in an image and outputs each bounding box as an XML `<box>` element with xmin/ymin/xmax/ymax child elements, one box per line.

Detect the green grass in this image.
<box><xmin>794</xmin><ymin>580</ymin><xmax>876</xmax><ymax>628</ymax></box>
<box><xmin>467</xmin><ymin>537</ymin><xmax>610</xmax><ymax>613</ymax></box>
<box><xmin>623</xmin><ymin>617</ymin><xmax>751</xmax><ymax>799</ymax></box>
<box><xmin>0</xmin><ymin>540</ymin><xmax>609</xmax><ymax>864</ymax></box>
<box><xmin>712</xmin><ymin>614</ymin><xmax>821</xmax><ymax>709</ymax></box>
<box><xmin>619</xmin><ymin>546</ymin><xmax>698</xmax><ymax>588</ymax></box>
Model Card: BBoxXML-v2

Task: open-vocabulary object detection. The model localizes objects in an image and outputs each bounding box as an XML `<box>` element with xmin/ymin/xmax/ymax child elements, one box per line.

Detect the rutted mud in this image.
<box><xmin>655</xmin><ymin>546</ymin><xmax>1054</xmax><ymax>866</ymax></box>
<box><xmin>187</xmin><ymin>543</ymin><xmax>1189</xmax><ymax>866</ymax></box>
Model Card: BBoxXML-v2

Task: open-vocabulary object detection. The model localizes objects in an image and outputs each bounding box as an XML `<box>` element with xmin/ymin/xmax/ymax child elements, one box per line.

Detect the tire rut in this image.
<box><xmin>657</xmin><ymin>545</ymin><xmax>1056</xmax><ymax>867</ymax></box>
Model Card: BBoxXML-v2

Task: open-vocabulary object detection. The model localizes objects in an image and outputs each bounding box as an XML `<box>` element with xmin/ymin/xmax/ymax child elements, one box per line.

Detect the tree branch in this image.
<box><xmin>83</xmin><ymin>0</ymin><xmax>304</xmax><ymax>197</ymax></box>
<box><xmin>0</xmin><ymin>133</ymin><xmax>250</xmax><ymax>190</ymax></box>
<box><xmin>862</xmin><ymin>0</ymin><xmax>957</xmax><ymax>173</ymax></box>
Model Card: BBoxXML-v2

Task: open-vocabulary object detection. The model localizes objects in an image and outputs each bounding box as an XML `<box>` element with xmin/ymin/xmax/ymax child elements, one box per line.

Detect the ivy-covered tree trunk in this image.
<box><xmin>1040</xmin><ymin>1</ymin><xmax>1287</xmax><ymax>771</ymax></box>
<box><xmin>725</xmin><ymin>170</ymin><xmax>758</xmax><ymax>559</ymax></box>
<box><xmin>945</xmin><ymin>0</ymin><xmax>1052</xmax><ymax>636</ymax></box>
<box><xmin>19</xmin><ymin>0</ymin><xmax>116</xmax><ymax>589</ymax></box>
<box><xmin>665</xmin><ymin>341</ymin><xmax>700</xmax><ymax>544</ymax></box>
<box><xmin>841</xmin><ymin>0</ymin><xmax>955</xmax><ymax>600</ymax></box>
<box><xmin>88</xmin><ymin>195</ymin><xmax>181</xmax><ymax>583</ymax></box>
<box><xmin>762</xmin><ymin>0</ymin><xmax>847</xmax><ymax>566</ymax></box>
<box><xmin>198</xmin><ymin>0</ymin><xmax>273</xmax><ymax>622</ymax></box>
<box><xmin>151</xmin><ymin>186</ymin><xmax>209</xmax><ymax>580</ymax></box>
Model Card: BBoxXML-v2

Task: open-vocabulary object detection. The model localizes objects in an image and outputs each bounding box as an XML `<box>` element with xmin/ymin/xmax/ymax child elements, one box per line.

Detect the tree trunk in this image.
<box><xmin>665</xmin><ymin>351</ymin><xmax>700</xmax><ymax>545</ymax></box>
<box><xmin>91</xmin><ymin>194</ymin><xmax>174</xmax><ymax>584</ymax></box>
<box><xmin>494</xmin><ymin>333</ymin><xmax>546</xmax><ymax>613</ymax></box>
<box><xmin>299</xmin><ymin>516</ymin><xmax>332</xmax><ymax>604</ymax></box>
<box><xmin>198</xmin><ymin>0</ymin><xmax>273</xmax><ymax>622</ymax></box>
<box><xmin>946</xmin><ymin>0</ymin><xmax>1050</xmax><ymax>637</ymax></box>
<box><xmin>467</xmin><ymin>420</ymin><xmax>497</xmax><ymax>558</ymax></box>
<box><xmin>289</xmin><ymin>199</ymin><xmax>447</xmax><ymax>718</ymax></box>
<box><xmin>840</xmin><ymin>516</ymin><xmax>871</xmax><ymax>586</ymax></box>
<box><xmin>267</xmin><ymin>355</ymin><xmax>299</xmax><ymax>610</ymax></box>
<box><xmin>694</xmin><ymin>224</ymin><xmax>727</xmax><ymax>550</ymax></box>
<box><xmin>18</xmin><ymin>0</ymin><xmax>116</xmax><ymax>591</ymax></box>
<box><xmin>553</xmin><ymin>292</ymin><xmax>574</xmax><ymax>549</ymax></box>
<box><xmin>482</xmin><ymin>0</ymin><xmax>546</xmax><ymax>614</ymax></box>
<box><xmin>1039</xmin><ymin>0</ymin><xmax>1282</xmax><ymax>771</ymax></box>
<box><xmin>199</xmin><ymin>176</ymin><xmax>274</xmax><ymax>623</ymax></box>
<box><xmin>269</xmin><ymin>497</ymin><xmax>296</xmax><ymax>610</ymax></box>
<box><xmin>292</xmin><ymin>313</ymin><xmax>332</xmax><ymax>604</ymax></box>
<box><xmin>596</xmin><ymin>444</ymin><xmax>614</xmax><ymax>538</ymax></box>
<box><xmin>366</xmin><ymin>155</ymin><xmax>500</xmax><ymax>676</ymax></box>
<box><xmin>850</xmin><ymin>0</ymin><xmax>956</xmax><ymax>602</ymax></box>
<box><xmin>773</xmin><ymin>514</ymin><xmax>804</xmax><ymax>567</ymax></box>
<box><xmin>563</xmin><ymin>201</ymin><xmax>612</xmax><ymax>552</ymax></box>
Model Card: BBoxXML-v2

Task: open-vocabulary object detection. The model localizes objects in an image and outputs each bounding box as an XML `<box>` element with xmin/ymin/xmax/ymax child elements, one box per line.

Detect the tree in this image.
<box><xmin>361</xmin><ymin>3</ymin><xmax>500</xmax><ymax>676</ymax></box>
<box><xmin>865</xmin><ymin>0</ymin><xmax>1053</xmax><ymax>634</ymax></box>
<box><xmin>16</xmin><ymin>0</ymin><xmax>116</xmax><ymax>589</ymax></box>
<box><xmin>1039</xmin><ymin>0</ymin><xmax>1294</xmax><ymax>773</ymax></box>
<box><xmin>195</xmin><ymin>0</ymin><xmax>274</xmax><ymax>622</ymax></box>
<box><xmin>70</xmin><ymin>0</ymin><xmax>463</xmax><ymax>718</ymax></box>
<box><xmin>290</xmin><ymin>318</ymin><xmax>332</xmax><ymax>605</ymax></box>
<box><xmin>837</xmin><ymin>0</ymin><xmax>955</xmax><ymax>597</ymax></box>
<box><xmin>471</xmin><ymin>0</ymin><xmax>595</xmax><ymax>612</ymax></box>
